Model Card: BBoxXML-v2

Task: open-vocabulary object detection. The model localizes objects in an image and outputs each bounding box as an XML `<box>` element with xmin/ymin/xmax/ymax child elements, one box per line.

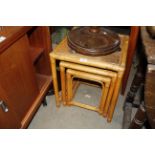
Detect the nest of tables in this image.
<box><xmin>50</xmin><ymin>33</ymin><xmax>129</xmax><ymax>122</ymax></box>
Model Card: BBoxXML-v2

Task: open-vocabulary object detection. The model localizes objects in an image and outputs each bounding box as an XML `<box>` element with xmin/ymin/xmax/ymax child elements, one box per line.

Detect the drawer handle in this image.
<box><xmin>0</xmin><ymin>100</ymin><xmax>9</xmax><ymax>113</ymax></box>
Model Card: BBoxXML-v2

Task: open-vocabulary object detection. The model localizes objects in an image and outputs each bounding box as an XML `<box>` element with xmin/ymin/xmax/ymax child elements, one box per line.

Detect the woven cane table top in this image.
<box><xmin>50</xmin><ymin>34</ymin><xmax>129</xmax><ymax>72</ymax></box>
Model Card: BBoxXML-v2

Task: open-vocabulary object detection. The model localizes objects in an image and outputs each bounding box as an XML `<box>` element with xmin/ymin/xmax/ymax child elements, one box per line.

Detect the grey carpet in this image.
<box><xmin>28</xmin><ymin>85</ymin><xmax>135</xmax><ymax>129</ymax></box>
<box><xmin>28</xmin><ymin>64</ymin><xmax>137</xmax><ymax>129</ymax></box>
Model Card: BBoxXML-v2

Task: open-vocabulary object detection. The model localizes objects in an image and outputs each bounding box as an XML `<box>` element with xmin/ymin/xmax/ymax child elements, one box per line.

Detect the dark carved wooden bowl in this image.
<box><xmin>67</xmin><ymin>27</ymin><xmax>121</xmax><ymax>56</ymax></box>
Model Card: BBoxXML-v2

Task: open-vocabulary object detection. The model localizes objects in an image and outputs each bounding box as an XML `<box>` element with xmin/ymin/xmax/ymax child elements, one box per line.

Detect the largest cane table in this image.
<box><xmin>50</xmin><ymin>35</ymin><xmax>129</xmax><ymax>122</ymax></box>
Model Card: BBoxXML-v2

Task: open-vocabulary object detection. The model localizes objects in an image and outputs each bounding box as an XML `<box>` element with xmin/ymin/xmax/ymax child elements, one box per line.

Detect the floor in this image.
<box><xmin>28</xmin><ymin>65</ymin><xmax>136</xmax><ymax>129</ymax></box>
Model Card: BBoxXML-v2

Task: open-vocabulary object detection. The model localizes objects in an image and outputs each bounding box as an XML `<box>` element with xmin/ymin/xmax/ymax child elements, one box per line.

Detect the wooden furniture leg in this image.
<box><xmin>122</xmin><ymin>56</ymin><xmax>145</xmax><ymax>128</ymax></box>
<box><xmin>129</xmin><ymin>103</ymin><xmax>146</xmax><ymax>129</ymax></box>
<box><xmin>126</xmin><ymin>63</ymin><xmax>144</xmax><ymax>102</ymax></box>
<box><xmin>122</xmin><ymin>102</ymin><xmax>133</xmax><ymax>129</ymax></box>
<box><xmin>50</xmin><ymin>57</ymin><xmax>60</xmax><ymax>107</ymax></box>
<box><xmin>122</xmin><ymin>26</ymin><xmax>139</xmax><ymax>94</ymax></box>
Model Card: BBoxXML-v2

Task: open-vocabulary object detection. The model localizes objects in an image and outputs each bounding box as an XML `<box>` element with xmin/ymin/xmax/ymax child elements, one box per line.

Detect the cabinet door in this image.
<box><xmin>0</xmin><ymin>35</ymin><xmax>39</xmax><ymax>125</ymax></box>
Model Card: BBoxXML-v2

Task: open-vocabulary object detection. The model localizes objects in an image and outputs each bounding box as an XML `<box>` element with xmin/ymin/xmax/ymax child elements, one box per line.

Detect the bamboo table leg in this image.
<box><xmin>60</xmin><ymin>65</ymin><xmax>66</xmax><ymax>105</ymax></box>
<box><xmin>50</xmin><ymin>57</ymin><xmax>60</xmax><ymax>107</ymax></box>
<box><xmin>99</xmin><ymin>84</ymin><xmax>109</xmax><ymax>114</ymax></box>
<box><xmin>66</xmin><ymin>71</ymin><xmax>73</xmax><ymax>105</ymax></box>
<box><xmin>102</xmin><ymin>75</ymin><xmax>117</xmax><ymax>117</ymax></box>
<box><xmin>107</xmin><ymin>71</ymin><xmax>123</xmax><ymax>122</ymax></box>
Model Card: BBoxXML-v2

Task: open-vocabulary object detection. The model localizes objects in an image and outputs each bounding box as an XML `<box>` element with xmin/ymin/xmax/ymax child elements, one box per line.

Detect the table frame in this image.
<box><xmin>50</xmin><ymin>35</ymin><xmax>128</xmax><ymax>122</ymax></box>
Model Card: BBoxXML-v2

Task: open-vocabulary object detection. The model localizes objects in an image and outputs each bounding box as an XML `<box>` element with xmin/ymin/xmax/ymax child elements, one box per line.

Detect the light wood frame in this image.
<box><xmin>50</xmin><ymin>34</ymin><xmax>128</xmax><ymax>122</ymax></box>
<box><xmin>60</xmin><ymin>61</ymin><xmax>117</xmax><ymax>117</ymax></box>
<box><xmin>66</xmin><ymin>69</ymin><xmax>111</xmax><ymax>114</ymax></box>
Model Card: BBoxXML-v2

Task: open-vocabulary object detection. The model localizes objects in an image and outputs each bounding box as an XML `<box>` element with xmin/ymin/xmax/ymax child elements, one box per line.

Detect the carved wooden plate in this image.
<box><xmin>67</xmin><ymin>27</ymin><xmax>121</xmax><ymax>56</ymax></box>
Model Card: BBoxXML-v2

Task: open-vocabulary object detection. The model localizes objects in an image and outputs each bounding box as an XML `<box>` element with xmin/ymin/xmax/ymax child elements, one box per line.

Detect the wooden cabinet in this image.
<box><xmin>0</xmin><ymin>26</ymin><xmax>52</xmax><ymax>128</ymax></box>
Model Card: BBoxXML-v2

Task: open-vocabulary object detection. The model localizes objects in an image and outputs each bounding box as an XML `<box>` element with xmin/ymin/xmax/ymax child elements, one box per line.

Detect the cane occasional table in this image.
<box><xmin>66</xmin><ymin>69</ymin><xmax>111</xmax><ymax>114</ymax></box>
<box><xmin>59</xmin><ymin>61</ymin><xmax>117</xmax><ymax>117</ymax></box>
<box><xmin>50</xmin><ymin>34</ymin><xmax>129</xmax><ymax>122</ymax></box>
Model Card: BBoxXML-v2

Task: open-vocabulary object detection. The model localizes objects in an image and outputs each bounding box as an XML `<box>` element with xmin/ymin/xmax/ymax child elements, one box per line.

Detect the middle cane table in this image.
<box><xmin>60</xmin><ymin>61</ymin><xmax>117</xmax><ymax>117</ymax></box>
<box><xmin>50</xmin><ymin>34</ymin><xmax>129</xmax><ymax>122</ymax></box>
